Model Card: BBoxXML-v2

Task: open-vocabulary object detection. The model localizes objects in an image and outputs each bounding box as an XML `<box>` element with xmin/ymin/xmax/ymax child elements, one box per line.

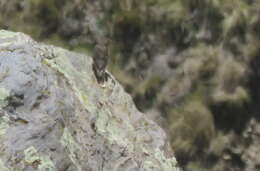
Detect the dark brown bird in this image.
<box><xmin>92</xmin><ymin>39</ymin><xmax>109</xmax><ymax>84</ymax></box>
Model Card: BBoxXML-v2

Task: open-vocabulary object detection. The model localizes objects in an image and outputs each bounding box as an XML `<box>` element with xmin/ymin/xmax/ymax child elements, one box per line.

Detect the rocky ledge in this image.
<box><xmin>0</xmin><ymin>30</ymin><xmax>179</xmax><ymax>171</ymax></box>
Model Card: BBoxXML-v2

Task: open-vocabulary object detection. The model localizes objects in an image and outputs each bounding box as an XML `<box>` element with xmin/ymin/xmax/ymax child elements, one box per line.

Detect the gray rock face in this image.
<box><xmin>0</xmin><ymin>30</ymin><xmax>179</xmax><ymax>171</ymax></box>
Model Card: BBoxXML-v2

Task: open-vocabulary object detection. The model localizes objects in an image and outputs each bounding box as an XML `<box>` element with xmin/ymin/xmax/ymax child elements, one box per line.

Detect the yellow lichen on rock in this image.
<box><xmin>0</xmin><ymin>29</ymin><xmax>18</xmax><ymax>39</ymax></box>
<box><xmin>0</xmin><ymin>88</ymin><xmax>10</xmax><ymax>137</ymax></box>
<box><xmin>0</xmin><ymin>116</ymin><xmax>9</xmax><ymax>137</ymax></box>
<box><xmin>60</xmin><ymin>128</ymin><xmax>83</xmax><ymax>171</ymax></box>
<box><xmin>0</xmin><ymin>87</ymin><xmax>10</xmax><ymax>109</ymax></box>
<box><xmin>24</xmin><ymin>146</ymin><xmax>55</xmax><ymax>171</ymax></box>
<box><xmin>0</xmin><ymin>160</ymin><xmax>8</xmax><ymax>171</ymax></box>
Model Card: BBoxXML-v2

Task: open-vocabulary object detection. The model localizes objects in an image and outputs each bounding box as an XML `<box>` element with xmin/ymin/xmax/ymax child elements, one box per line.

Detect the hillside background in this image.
<box><xmin>1</xmin><ymin>0</ymin><xmax>260</xmax><ymax>170</ymax></box>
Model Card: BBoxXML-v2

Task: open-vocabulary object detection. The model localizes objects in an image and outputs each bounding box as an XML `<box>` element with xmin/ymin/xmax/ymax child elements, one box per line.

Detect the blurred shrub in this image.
<box><xmin>186</xmin><ymin>161</ymin><xmax>209</xmax><ymax>171</ymax></box>
<box><xmin>167</xmin><ymin>88</ymin><xmax>215</xmax><ymax>161</ymax></box>
<box><xmin>182</xmin><ymin>44</ymin><xmax>219</xmax><ymax>80</ymax></box>
<box><xmin>211</xmin><ymin>56</ymin><xmax>249</xmax><ymax>106</ymax></box>
<box><xmin>209</xmin><ymin>132</ymin><xmax>229</xmax><ymax>156</ymax></box>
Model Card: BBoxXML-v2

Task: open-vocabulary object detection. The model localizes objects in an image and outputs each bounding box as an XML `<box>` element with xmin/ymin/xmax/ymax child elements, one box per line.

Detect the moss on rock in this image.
<box><xmin>0</xmin><ymin>160</ymin><xmax>8</xmax><ymax>171</ymax></box>
<box><xmin>24</xmin><ymin>146</ymin><xmax>55</xmax><ymax>171</ymax></box>
<box><xmin>0</xmin><ymin>88</ymin><xmax>10</xmax><ymax>109</ymax></box>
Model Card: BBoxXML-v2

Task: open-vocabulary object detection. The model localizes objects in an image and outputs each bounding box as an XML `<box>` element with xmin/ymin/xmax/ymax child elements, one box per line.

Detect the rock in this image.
<box><xmin>0</xmin><ymin>30</ymin><xmax>179</xmax><ymax>171</ymax></box>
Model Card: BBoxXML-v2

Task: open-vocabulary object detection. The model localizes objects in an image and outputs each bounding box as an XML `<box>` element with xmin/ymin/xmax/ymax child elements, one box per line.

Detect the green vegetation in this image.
<box><xmin>167</xmin><ymin>88</ymin><xmax>215</xmax><ymax>158</ymax></box>
<box><xmin>209</xmin><ymin>132</ymin><xmax>229</xmax><ymax>156</ymax></box>
<box><xmin>211</xmin><ymin>57</ymin><xmax>249</xmax><ymax>106</ymax></box>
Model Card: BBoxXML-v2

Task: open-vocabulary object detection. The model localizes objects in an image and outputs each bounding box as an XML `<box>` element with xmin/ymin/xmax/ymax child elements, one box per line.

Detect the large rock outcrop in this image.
<box><xmin>0</xmin><ymin>30</ymin><xmax>179</xmax><ymax>171</ymax></box>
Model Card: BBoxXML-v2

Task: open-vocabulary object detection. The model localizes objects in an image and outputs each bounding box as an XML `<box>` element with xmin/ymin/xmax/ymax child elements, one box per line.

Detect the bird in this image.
<box><xmin>92</xmin><ymin>38</ymin><xmax>109</xmax><ymax>85</ymax></box>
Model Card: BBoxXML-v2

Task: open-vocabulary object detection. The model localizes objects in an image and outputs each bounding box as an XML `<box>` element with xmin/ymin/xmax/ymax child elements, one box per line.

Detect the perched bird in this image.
<box><xmin>92</xmin><ymin>39</ymin><xmax>109</xmax><ymax>85</ymax></box>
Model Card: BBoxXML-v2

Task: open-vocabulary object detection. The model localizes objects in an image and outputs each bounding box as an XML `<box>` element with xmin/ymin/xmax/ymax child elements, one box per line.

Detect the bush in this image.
<box><xmin>167</xmin><ymin>89</ymin><xmax>215</xmax><ymax>160</ymax></box>
<box><xmin>211</xmin><ymin>57</ymin><xmax>249</xmax><ymax>106</ymax></box>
